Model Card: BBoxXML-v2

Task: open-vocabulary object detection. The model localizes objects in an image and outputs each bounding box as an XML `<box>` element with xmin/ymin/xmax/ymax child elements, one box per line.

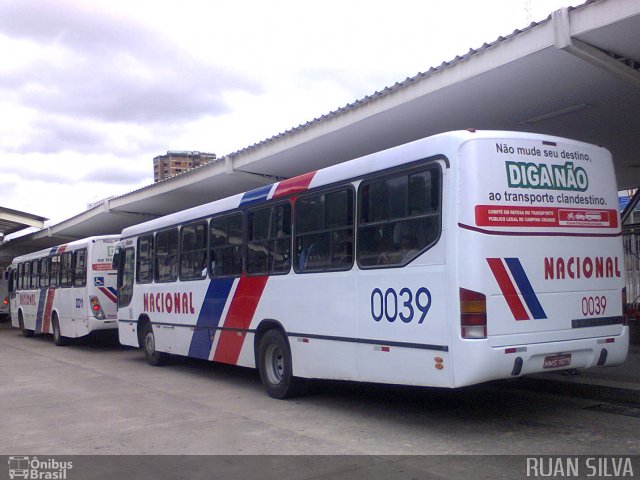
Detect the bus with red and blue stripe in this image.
<box><xmin>9</xmin><ymin>235</ymin><xmax>119</xmax><ymax>345</ymax></box>
<box><xmin>114</xmin><ymin>130</ymin><xmax>629</xmax><ymax>398</ymax></box>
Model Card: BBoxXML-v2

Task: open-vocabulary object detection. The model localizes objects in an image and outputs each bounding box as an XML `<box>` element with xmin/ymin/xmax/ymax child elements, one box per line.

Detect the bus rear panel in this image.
<box><xmin>454</xmin><ymin>134</ymin><xmax>627</xmax><ymax>386</ymax></box>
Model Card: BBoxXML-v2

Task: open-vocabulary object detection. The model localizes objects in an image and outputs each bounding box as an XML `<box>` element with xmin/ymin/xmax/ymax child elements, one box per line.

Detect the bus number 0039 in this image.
<box><xmin>371</xmin><ymin>287</ymin><xmax>431</xmax><ymax>324</ymax></box>
<box><xmin>581</xmin><ymin>296</ymin><xmax>606</xmax><ymax>316</ymax></box>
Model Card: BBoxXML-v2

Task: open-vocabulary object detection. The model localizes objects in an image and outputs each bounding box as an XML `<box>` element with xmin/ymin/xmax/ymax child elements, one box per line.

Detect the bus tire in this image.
<box><xmin>141</xmin><ymin>321</ymin><xmax>167</xmax><ymax>366</ymax></box>
<box><xmin>258</xmin><ymin>329</ymin><xmax>307</xmax><ymax>399</ymax></box>
<box><xmin>52</xmin><ymin>315</ymin><xmax>69</xmax><ymax>346</ymax></box>
<box><xmin>18</xmin><ymin>312</ymin><xmax>34</xmax><ymax>338</ymax></box>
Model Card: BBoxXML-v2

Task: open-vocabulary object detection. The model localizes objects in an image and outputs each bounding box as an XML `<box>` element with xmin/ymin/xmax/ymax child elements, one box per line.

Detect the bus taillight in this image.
<box><xmin>460</xmin><ymin>288</ymin><xmax>487</xmax><ymax>339</ymax></box>
<box><xmin>3</xmin><ymin>296</ymin><xmax>8</xmax><ymax>306</ymax></box>
<box><xmin>90</xmin><ymin>296</ymin><xmax>105</xmax><ymax>320</ymax></box>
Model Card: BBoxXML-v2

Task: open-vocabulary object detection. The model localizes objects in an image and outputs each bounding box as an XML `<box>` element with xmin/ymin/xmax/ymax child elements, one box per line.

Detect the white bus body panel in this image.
<box><xmin>452</xmin><ymin>135</ymin><xmax>627</xmax><ymax>386</ymax></box>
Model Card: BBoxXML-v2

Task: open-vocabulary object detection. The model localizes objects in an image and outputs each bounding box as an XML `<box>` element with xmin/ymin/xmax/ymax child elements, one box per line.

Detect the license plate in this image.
<box><xmin>543</xmin><ymin>353</ymin><xmax>572</xmax><ymax>369</ymax></box>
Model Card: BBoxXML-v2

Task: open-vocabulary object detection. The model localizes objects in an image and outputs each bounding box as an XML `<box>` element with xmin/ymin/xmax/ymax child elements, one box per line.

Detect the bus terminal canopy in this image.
<box><xmin>0</xmin><ymin>207</ymin><xmax>46</xmax><ymax>237</ymax></box>
<box><xmin>2</xmin><ymin>0</ymin><xmax>639</xmax><ymax>259</ymax></box>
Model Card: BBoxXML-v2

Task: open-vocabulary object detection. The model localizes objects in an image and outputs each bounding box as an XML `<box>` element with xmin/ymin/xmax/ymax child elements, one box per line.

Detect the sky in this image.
<box><xmin>0</xmin><ymin>0</ymin><xmax>581</xmax><ymax>229</ymax></box>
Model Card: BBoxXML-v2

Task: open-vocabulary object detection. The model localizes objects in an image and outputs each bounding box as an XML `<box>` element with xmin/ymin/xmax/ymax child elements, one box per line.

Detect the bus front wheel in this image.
<box><xmin>258</xmin><ymin>329</ymin><xmax>307</xmax><ymax>399</ymax></box>
<box><xmin>141</xmin><ymin>322</ymin><xmax>167</xmax><ymax>366</ymax></box>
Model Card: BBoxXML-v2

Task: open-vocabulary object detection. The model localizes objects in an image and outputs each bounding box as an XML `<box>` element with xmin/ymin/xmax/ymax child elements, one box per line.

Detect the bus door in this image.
<box><xmin>117</xmin><ymin>247</ymin><xmax>135</xmax><ymax>315</ymax></box>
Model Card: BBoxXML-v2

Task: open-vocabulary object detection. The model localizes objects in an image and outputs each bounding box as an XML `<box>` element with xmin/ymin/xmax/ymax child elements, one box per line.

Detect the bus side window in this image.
<box><xmin>357</xmin><ymin>165</ymin><xmax>441</xmax><ymax>268</ymax></box>
<box><xmin>73</xmin><ymin>249</ymin><xmax>87</xmax><ymax>287</ymax></box>
<box><xmin>210</xmin><ymin>213</ymin><xmax>243</xmax><ymax>277</ymax></box>
<box><xmin>60</xmin><ymin>252</ymin><xmax>73</xmax><ymax>287</ymax></box>
<box><xmin>295</xmin><ymin>188</ymin><xmax>354</xmax><ymax>273</ymax></box>
<box><xmin>180</xmin><ymin>222</ymin><xmax>208</xmax><ymax>281</ymax></box>
<box><xmin>155</xmin><ymin>229</ymin><xmax>179</xmax><ymax>283</ymax></box>
<box><xmin>22</xmin><ymin>262</ymin><xmax>29</xmax><ymax>290</ymax></box>
<box><xmin>50</xmin><ymin>255</ymin><xmax>60</xmax><ymax>288</ymax></box>
<box><xmin>247</xmin><ymin>203</ymin><xmax>291</xmax><ymax>275</ymax></box>
<box><xmin>136</xmin><ymin>235</ymin><xmax>155</xmax><ymax>283</ymax></box>
<box><xmin>16</xmin><ymin>264</ymin><xmax>21</xmax><ymax>291</ymax></box>
<box><xmin>8</xmin><ymin>268</ymin><xmax>14</xmax><ymax>293</ymax></box>
<box><xmin>40</xmin><ymin>258</ymin><xmax>50</xmax><ymax>289</ymax></box>
<box><xmin>30</xmin><ymin>259</ymin><xmax>39</xmax><ymax>289</ymax></box>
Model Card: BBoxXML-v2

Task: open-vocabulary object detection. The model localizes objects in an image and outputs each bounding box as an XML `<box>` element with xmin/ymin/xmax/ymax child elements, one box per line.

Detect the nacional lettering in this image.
<box><xmin>506</xmin><ymin>161</ymin><xmax>588</xmax><ymax>192</ymax></box>
<box><xmin>544</xmin><ymin>256</ymin><xmax>621</xmax><ymax>280</ymax></box>
<box><xmin>143</xmin><ymin>292</ymin><xmax>196</xmax><ymax>314</ymax></box>
<box><xmin>19</xmin><ymin>292</ymin><xmax>37</xmax><ymax>306</ymax></box>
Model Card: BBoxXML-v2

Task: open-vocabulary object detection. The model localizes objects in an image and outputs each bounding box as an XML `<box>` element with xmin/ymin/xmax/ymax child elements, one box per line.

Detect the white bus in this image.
<box><xmin>114</xmin><ymin>130</ymin><xmax>628</xmax><ymax>398</ymax></box>
<box><xmin>9</xmin><ymin>235</ymin><xmax>119</xmax><ymax>345</ymax></box>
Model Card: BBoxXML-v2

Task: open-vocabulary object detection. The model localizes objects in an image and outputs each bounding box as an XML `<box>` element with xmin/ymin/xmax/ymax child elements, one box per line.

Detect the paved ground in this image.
<box><xmin>1</xmin><ymin>321</ymin><xmax>639</xmax><ymax>456</ymax></box>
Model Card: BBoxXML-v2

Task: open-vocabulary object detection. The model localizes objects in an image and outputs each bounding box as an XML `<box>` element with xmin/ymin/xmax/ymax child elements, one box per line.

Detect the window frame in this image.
<box><xmin>22</xmin><ymin>260</ymin><xmax>31</xmax><ymax>290</ymax></box>
<box><xmin>39</xmin><ymin>257</ymin><xmax>50</xmax><ymax>289</ymax></box>
<box><xmin>29</xmin><ymin>259</ymin><xmax>39</xmax><ymax>289</ymax></box>
<box><xmin>50</xmin><ymin>255</ymin><xmax>60</xmax><ymax>288</ymax></box>
<box><xmin>246</xmin><ymin>201</ymin><xmax>292</xmax><ymax>276</ymax></box>
<box><xmin>136</xmin><ymin>234</ymin><xmax>155</xmax><ymax>284</ymax></box>
<box><xmin>154</xmin><ymin>228</ymin><xmax>179</xmax><ymax>283</ymax></box>
<box><xmin>293</xmin><ymin>185</ymin><xmax>355</xmax><ymax>274</ymax></box>
<box><xmin>209</xmin><ymin>211</ymin><xmax>244</xmax><ymax>278</ymax></box>
<box><xmin>73</xmin><ymin>248</ymin><xmax>87</xmax><ymax>288</ymax></box>
<box><xmin>60</xmin><ymin>251</ymin><xmax>74</xmax><ymax>288</ymax></box>
<box><xmin>8</xmin><ymin>267</ymin><xmax>15</xmax><ymax>294</ymax></box>
<box><xmin>356</xmin><ymin>161</ymin><xmax>443</xmax><ymax>270</ymax></box>
<box><xmin>179</xmin><ymin>221</ymin><xmax>209</xmax><ymax>282</ymax></box>
<box><xmin>15</xmin><ymin>264</ymin><xmax>21</xmax><ymax>291</ymax></box>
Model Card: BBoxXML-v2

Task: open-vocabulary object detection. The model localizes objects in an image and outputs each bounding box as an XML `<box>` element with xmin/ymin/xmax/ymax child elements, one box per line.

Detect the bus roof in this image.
<box><xmin>120</xmin><ymin>130</ymin><xmax>608</xmax><ymax>239</ymax></box>
<box><xmin>10</xmin><ymin>234</ymin><xmax>120</xmax><ymax>265</ymax></box>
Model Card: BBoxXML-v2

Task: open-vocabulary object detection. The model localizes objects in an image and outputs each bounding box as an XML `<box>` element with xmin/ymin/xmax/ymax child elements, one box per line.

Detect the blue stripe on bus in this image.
<box><xmin>240</xmin><ymin>184</ymin><xmax>273</xmax><ymax>207</ymax></box>
<box><xmin>505</xmin><ymin>258</ymin><xmax>547</xmax><ymax>320</ymax></box>
<box><xmin>35</xmin><ymin>289</ymin><xmax>47</xmax><ymax>333</ymax></box>
<box><xmin>187</xmin><ymin>277</ymin><xmax>235</xmax><ymax>360</ymax></box>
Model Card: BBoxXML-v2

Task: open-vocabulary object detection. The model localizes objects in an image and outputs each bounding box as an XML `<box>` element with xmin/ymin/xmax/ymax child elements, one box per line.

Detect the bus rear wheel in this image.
<box><xmin>258</xmin><ymin>329</ymin><xmax>307</xmax><ymax>399</ymax></box>
<box><xmin>18</xmin><ymin>312</ymin><xmax>34</xmax><ymax>338</ymax></box>
<box><xmin>52</xmin><ymin>315</ymin><xmax>69</xmax><ymax>346</ymax></box>
<box><xmin>141</xmin><ymin>322</ymin><xmax>167</xmax><ymax>366</ymax></box>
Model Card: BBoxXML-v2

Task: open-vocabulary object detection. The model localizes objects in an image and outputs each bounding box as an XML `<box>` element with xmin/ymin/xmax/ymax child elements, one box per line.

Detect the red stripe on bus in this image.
<box><xmin>213</xmin><ymin>276</ymin><xmax>269</xmax><ymax>365</ymax></box>
<box><xmin>486</xmin><ymin>258</ymin><xmax>529</xmax><ymax>321</ymax></box>
<box><xmin>272</xmin><ymin>171</ymin><xmax>316</xmax><ymax>198</ymax></box>
<box><xmin>42</xmin><ymin>288</ymin><xmax>56</xmax><ymax>333</ymax></box>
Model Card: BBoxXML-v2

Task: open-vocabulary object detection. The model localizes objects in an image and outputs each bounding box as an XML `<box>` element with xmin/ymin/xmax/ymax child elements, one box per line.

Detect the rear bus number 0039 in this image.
<box><xmin>371</xmin><ymin>287</ymin><xmax>432</xmax><ymax>323</ymax></box>
<box><xmin>581</xmin><ymin>296</ymin><xmax>606</xmax><ymax>316</ymax></box>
